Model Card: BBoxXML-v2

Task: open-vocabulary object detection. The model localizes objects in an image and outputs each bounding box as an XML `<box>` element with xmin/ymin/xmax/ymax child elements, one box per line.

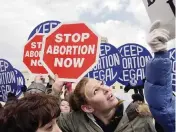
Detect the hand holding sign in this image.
<box><xmin>147</xmin><ymin>20</ymin><xmax>171</xmax><ymax>52</ymax></box>
<box><xmin>52</xmin><ymin>74</ymin><xmax>65</xmax><ymax>94</ymax></box>
<box><xmin>143</xmin><ymin>0</ymin><xmax>175</xmax><ymax>39</ymax></box>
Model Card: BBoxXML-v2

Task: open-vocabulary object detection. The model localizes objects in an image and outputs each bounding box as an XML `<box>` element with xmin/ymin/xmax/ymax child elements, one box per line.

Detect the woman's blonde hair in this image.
<box><xmin>69</xmin><ymin>77</ymin><xmax>89</xmax><ymax>111</ymax></box>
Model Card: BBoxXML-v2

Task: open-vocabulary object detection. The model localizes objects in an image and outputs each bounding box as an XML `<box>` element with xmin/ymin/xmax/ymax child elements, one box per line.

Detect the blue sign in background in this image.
<box><xmin>86</xmin><ymin>43</ymin><xmax>122</xmax><ymax>86</ymax></box>
<box><xmin>28</xmin><ymin>20</ymin><xmax>61</xmax><ymax>40</ymax></box>
<box><xmin>168</xmin><ymin>48</ymin><xmax>176</xmax><ymax>91</ymax></box>
<box><xmin>0</xmin><ymin>59</ymin><xmax>17</xmax><ymax>102</ymax></box>
<box><xmin>14</xmin><ymin>68</ymin><xmax>25</xmax><ymax>97</ymax></box>
<box><xmin>117</xmin><ymin>43</ymin><xmax>152</xmax><ymax>86</ymax></box>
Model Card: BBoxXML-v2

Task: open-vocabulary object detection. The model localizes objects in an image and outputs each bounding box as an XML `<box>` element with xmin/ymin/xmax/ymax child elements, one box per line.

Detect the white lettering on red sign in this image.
<box><xmin>31</xmin><ymin>42</ymin><xmax>42</xmax><ymax>49</ymax></box>
<box><xmin>55</xmin><ymin>33</ymin><xmax>90</xmax><ymax>43</ymax></box>
<box><xmin>25</xmin><ymin>38</ymin><xmax>43</xmax><ymax>67</ymax></box>
<box><xmin>45</xmin><ymin>28</ymin><xmax>97</xmax><ymax>69</ymax></box>
<box><xmin>54</xmin><ymin>58</ymin><xmax>85</xmax><ymax>68</ymax></box>
<box><xmin>46</xmin><ymin>45</ymin><xmax>95</xmax><ymax>55</ymax></box>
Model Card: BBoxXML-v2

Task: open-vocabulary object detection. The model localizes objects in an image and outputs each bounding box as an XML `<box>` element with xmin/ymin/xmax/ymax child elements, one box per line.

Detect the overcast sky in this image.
<box><xmin>0</xmin><ymin>0</ymin><xmax>175</xmax><ymax>71</ymax></box>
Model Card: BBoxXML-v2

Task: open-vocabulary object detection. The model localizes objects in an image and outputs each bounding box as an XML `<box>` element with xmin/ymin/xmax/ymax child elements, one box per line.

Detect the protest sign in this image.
<box><xmin>14</xmin><ymin>68</ymin><xmax>25</xmax><ymax>97</ymax></box>
<box><xmin>40</xmin><ymin>22</ymin><xmax>101</xmax><ymax>82</ymax></box>
<box><xmin>23</xmin><ymin>34</ymin><xmax>48</xmax><ymax>74</ymax></box>
<box><xmin>142</xmin><ymin>0</ymin><xmax>175</xmax><ymax>39</ymax></box>
<box><xmin>0</xmin><ymin>59</ymin><xmax>17</xmax><ymax>102</ymax></box>
<box><xmin>28</xmin><ymin>20</ymin><xmax>61</xmax><ymax>39</ymax></box>
<box><xmin>117</xmin><ymin>43</ymin><xmax>152</xmax><ymax>86</ymax></box>
<box><xmin>169</xmin><ymin>48</ymin><xmax>176</xmax><ymax>91</ymax></box>
<box><xmin>86</xmin><ymin>43</ymin><xmax>122</xmax><ymax>86</ymax></box>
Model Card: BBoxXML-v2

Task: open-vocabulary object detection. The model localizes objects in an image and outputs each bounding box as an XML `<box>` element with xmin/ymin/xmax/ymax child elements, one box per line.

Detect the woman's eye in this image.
<box><xmin>94</xmin><ymin>89</ymin><xmax>98</xmax><ymax>95</ymax></box>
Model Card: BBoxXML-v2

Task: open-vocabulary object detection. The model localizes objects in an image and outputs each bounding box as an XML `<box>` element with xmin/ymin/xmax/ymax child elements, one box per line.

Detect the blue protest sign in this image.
<box><xmin>0</xmin><ymin>59</ymin><xmax>17</xmax><ymax>102</ymax></box>
<box><xmin>169</xmin><ymin>48</ymin><xmax>176</xmax><ymax>91</ymax></box>
<box><xmin>117</xmin><ymin>43</ymin><xmax>152</xmax><ymax>86</ymax></box>
<box><xmin>14</xmin><ymin>68</ymin><xmax>25</xmax><ymax>97</ymax></box>
<box><xmin>86</xmin><ymin>43</ymin><xmax>122</xmax><ymax>86</ymax></box>
<box><xmin>28</xmin><ymin>20</ymin><xmax>61</xmax><ymax>40</ymax></box>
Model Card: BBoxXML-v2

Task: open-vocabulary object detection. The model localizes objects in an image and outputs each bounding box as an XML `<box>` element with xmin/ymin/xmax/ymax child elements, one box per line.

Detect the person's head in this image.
<box><xmin>60</xmin><ymin>99</ymin><xmax>71</xmax><ymax>113</ymax></box>
<box><xmin>132</xmin><ymin>93</ymin><xmax>144</xmax><ymax>103</ymax></box>
<box><xmin>1</xmin><ymin>94</ymin><xmax>62</xmax><ymax>132</ymax></box>
<box><xmin>7</xmin><ymin>92</ymin><xmax>16</xmax><ymax>100</ymax></box>
<box><xmin>4</xmin><ymin>92</ymin><xmax>17</xmax><ymax>107</ymax></box>
<box><xmin>27</xmin><ymin>82</ymin><xmax>46</xmax><ymax>94</ymax></box>
<box><xmin>69</xmin><ymin>77</ymin><xmax>119</xmax><ymax>114</ymax></box>
<box><xmin>21</xmin><ymin>85</ymin><xmax>27</xmax><ymax>93</ymax></box>
<box><xmin>0</xmin><ymin>103</ymin><xmax>2</xmax><ymax>109</ymax></box>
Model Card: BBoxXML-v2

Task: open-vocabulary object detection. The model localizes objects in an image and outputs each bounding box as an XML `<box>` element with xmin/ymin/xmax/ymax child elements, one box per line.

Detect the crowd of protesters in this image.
<box><xmin>0</xmin><ymin>21</ymin><xmax>175</xmax><ymax>132</ymax></box>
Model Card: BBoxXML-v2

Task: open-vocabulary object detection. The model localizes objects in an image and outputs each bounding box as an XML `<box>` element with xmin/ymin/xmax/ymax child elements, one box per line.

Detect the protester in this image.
<box><xmin>0</xmin><ymin>103</ymin><xmax>2</xmax><ymax>108</ymax></box>
<box><xmin>21</xmin><ymin>85</ymin><xmax>27</xmax><ymax>97</ymax></box>
<box><xmin>144</xmin><ymin>20</ymin><xmax>175</xmax><ymax>132</ymax></box>
<box><xmin>27</xmin><ymin>82</ymin><xmax>46</xmax><ymax>94</ymax></box>
<box><xmin>26</xmin><ymin>75</ymin><xmax>47</xmax><ymax>94</ymax></box>
<box><xmin>60</xmin><ymin>99</ymin><xmax>71</xmax><ymax>113</ymax></box>
<box><xmin>131</xmin><ymin>93</ymin><xmax>144</xmax><ymax>103</ymax></box>
<box><xmin>4</xmin><ymin>92</ymin><xmax>17</xmax><ymax>107</ymax></box>
<box><xmin>0</xmin><ymin>94</ymin><xmax>62</xmax><ymax>132</ymax></box>
<box><xmin>124</xmin><ymin>78</ymin><xmax>145</xmax><ymax>97</ymax></box>
<box><xmin>56</xmin><ymin>77</ymin><xmax>156</xmax><ymax>132</ymax></box>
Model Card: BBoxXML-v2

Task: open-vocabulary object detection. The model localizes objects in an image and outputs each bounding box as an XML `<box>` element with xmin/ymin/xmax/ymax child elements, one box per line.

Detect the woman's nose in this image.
<box><xmin>101</xmin><ymin>86</ymin><xmax>111</xmax><ymax>94</ymax></box>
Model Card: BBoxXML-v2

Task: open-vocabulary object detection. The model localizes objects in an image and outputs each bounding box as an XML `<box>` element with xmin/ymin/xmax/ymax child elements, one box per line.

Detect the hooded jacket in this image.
<box><xmin>144</xmin><ymin>51</ymin><xmax>175</xmax><ymax>132</ymax></box>
<box><xmin>57</xmin><ymin>102</ymin><xmax>156</xmax><ymax>132</ymax></box>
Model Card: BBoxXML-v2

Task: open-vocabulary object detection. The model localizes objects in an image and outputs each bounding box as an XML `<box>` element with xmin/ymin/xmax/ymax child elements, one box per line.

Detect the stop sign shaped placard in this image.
<box><xmin>41</xmin><ymin>22</ymin><xmax>100</xmax><ymax>82</ymax></box>
<box><xmin>23</xmin><ymin>34</ymin><xmax>47</xmax><ymax>74</ymax></box>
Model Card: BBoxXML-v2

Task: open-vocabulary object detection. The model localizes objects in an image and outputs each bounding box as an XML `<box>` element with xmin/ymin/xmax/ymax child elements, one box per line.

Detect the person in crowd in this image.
<box><xmin>60</xmin><ymin>99</ymin><xmax>71</xmax><ymax>113</ymax></box>
<box><xmin>0</xmin><ymin>103</ymin><xmax>2</xmax><ymax>108</ymax></box>
<box><xmin>55</xmin><ymin>77</ymin><xmax>156</xmax><ymax>132</ymax></box>
<box><xmin>0</xmin><ymin>94</ymin><xmax>62</xmax><ymax>132</ymax></box>
<box><xmin>21</xmin><ymin>85</ymin><xmax>27</xmax><ymax>97</ymax></box>
<box><xmin>131</xmin><ymin>93</ymin><xmax>144</xmax><ymax>103</ymax></box>
<box><xmin>27</xmin><ymin>82</ymin><xmax>46</xmax><ymax>94</ymax></box>
<box><xmin>26</xmin><ymin>75</ymin><xmax>47</xmax><ymax>94</ymax></box>
<box><xmin>144</xmin><ymin>20</ymin><xmax>175</xmax><ymax>132</ymax></box>
<box><xmin>4</xmin><ymin>92</ymin><xmax>18</xmax><ymax>107</ymax></box>
<box><xmin>50</xmin><ymin>75</ymin><xmax>72</xmax><ymax>100</ymax></box>
<box><xmin>124</xmin><ymin>78</ymin><xmax>145</xmax><ymax>98</ymax></box>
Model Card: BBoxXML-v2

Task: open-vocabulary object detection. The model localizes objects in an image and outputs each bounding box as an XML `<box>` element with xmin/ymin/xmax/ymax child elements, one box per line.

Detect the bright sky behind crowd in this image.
<box><xmin>0</xmin><ymin>0</ymin><xmax>175</xmax><ymax>70</ymax></box>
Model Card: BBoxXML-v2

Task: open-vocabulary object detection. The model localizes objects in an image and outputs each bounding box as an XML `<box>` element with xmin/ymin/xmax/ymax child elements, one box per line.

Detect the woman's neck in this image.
<box><xmin>93</xmin><ymin>108</ymin><xmax>116</xmax><ymax>125</ymax></box>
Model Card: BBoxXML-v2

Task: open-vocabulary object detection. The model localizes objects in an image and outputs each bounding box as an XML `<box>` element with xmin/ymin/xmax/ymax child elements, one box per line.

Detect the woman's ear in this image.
<box><xmin>81</xmin><ymin>105</ymin><xmax>94</xmax><ymax>113</ymax></box>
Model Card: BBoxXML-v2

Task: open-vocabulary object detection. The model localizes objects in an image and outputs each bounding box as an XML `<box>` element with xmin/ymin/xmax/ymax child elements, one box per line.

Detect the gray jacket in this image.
<box><xmin>57</xmin><ymin>102</ymin><xmax>156</xmax><ymax>132</ymax></box>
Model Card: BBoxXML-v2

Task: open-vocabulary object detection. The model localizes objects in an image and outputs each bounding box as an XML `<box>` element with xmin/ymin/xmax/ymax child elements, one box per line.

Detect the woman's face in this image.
<box><xmin>36</xmin><ymin>118</ymin><xmax>62</xmax><ymax>132</ymax></box>
<box><xmin>60</xmin><ymin>100</ymin><xmax>70</xmax><ymax>113</ymax></box>
<box><xmin>84</xmin><ymin>78</ymin><xmax>118</xmax><ymax>112</ymax></box>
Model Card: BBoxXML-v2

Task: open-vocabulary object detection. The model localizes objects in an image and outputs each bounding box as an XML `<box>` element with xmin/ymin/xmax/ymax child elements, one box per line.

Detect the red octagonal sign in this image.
<box><xmin>41</xmin><ymin>22</ymin><xmax>100</xmax><ymax>82</ymax></box>
<box><xmin>23</xmin><ymin>34</ymin><xmax>48</xmax><ymax>74</ymax></box>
